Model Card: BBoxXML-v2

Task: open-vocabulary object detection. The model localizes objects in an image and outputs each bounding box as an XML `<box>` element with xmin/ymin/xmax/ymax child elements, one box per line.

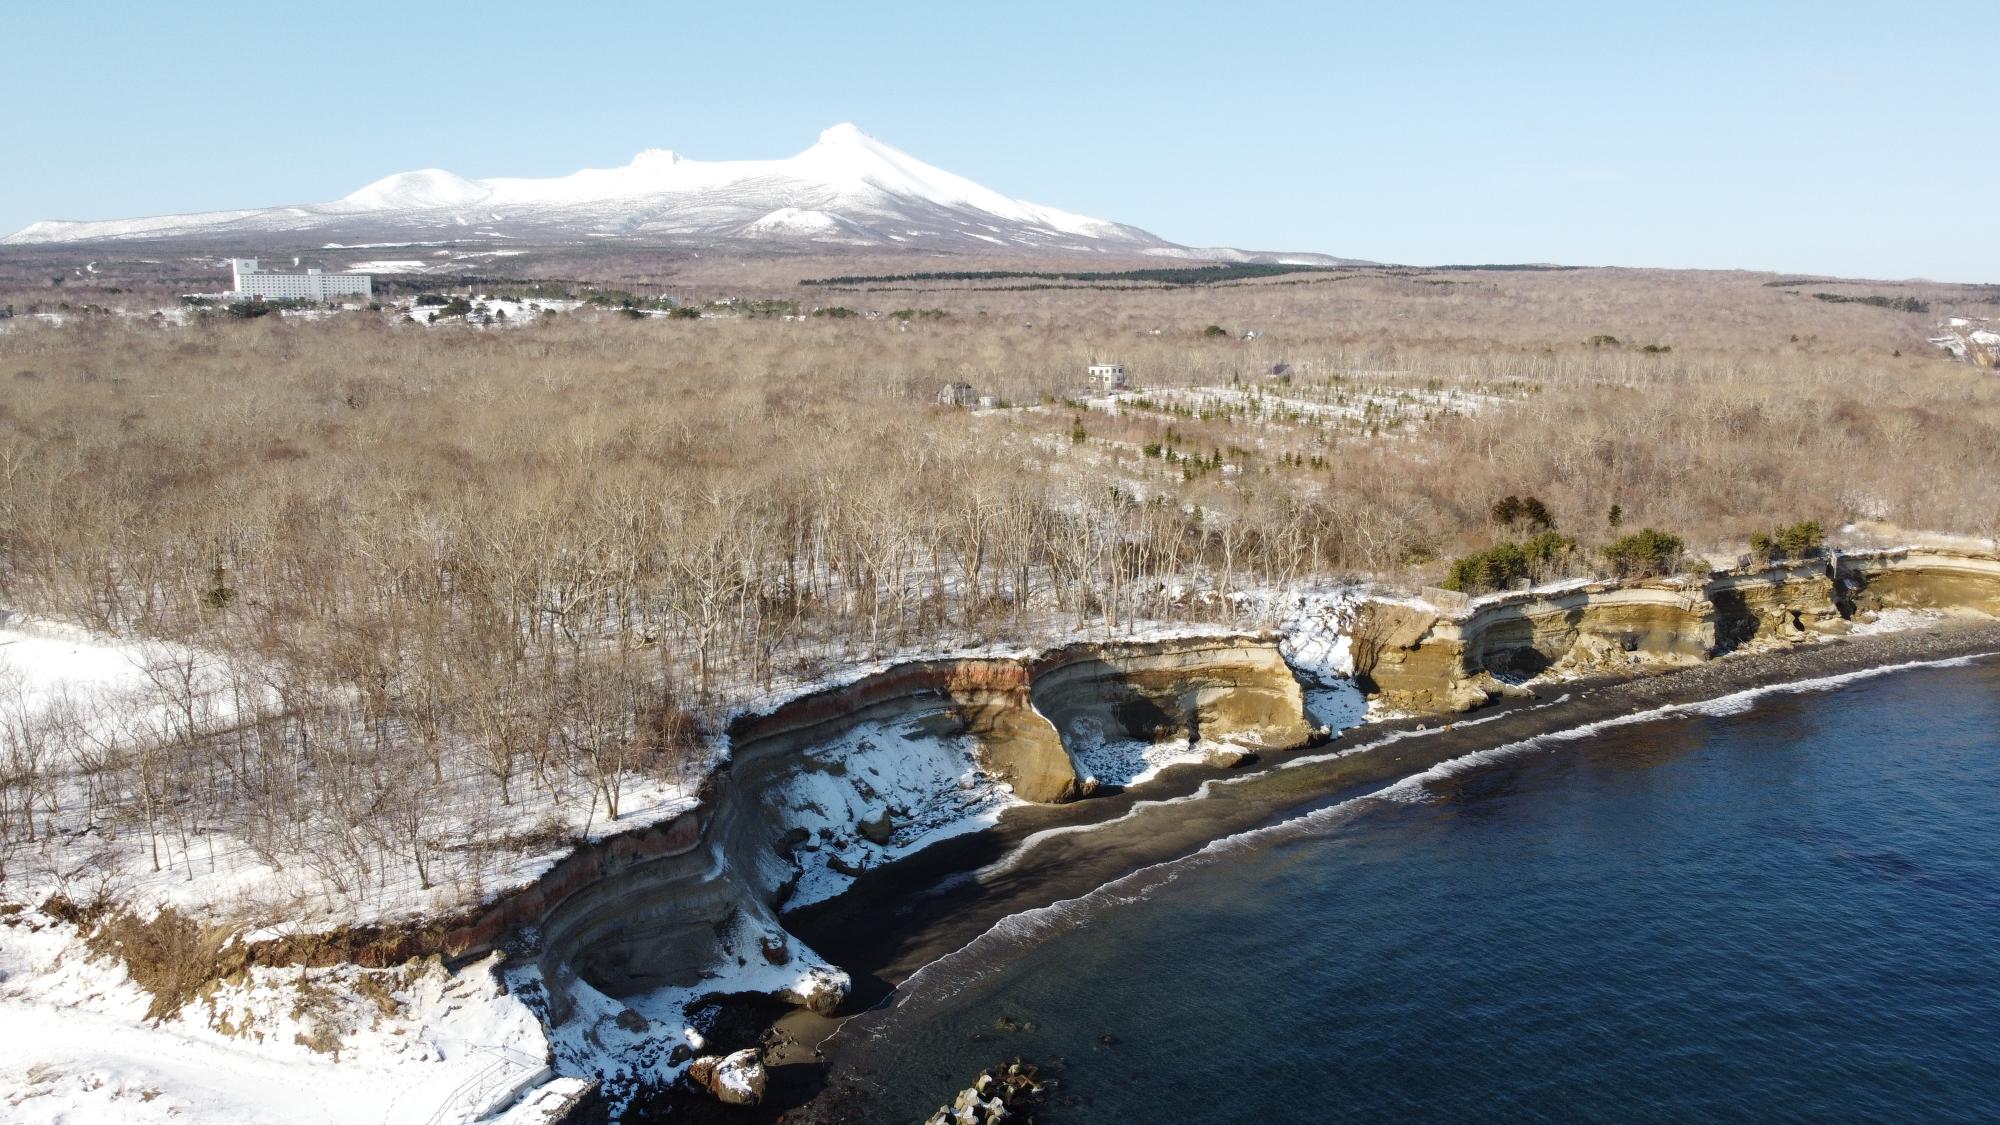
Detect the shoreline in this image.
<box><xmin>763</xmin><ymin>619</ymin><xmax>2000</xmax><ymax>1111</ymax></box>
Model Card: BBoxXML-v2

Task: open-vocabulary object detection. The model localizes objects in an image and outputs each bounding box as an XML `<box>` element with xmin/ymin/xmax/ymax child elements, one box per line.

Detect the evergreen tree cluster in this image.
<box><xmin>1748</xmin><ymin>520</ymin><xmax>1825</xmax><ymax>563</ymax></box>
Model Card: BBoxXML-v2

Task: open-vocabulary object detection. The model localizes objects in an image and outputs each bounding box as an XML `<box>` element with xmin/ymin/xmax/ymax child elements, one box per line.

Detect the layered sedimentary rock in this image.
<box><xmin>1029</xmin><ymin>637</ymin><xmax>1317</xmax><ymax>766</ymax></box>
<box><xmin>490</xmin><ymin>637</ymin><xmax>1317</xmax><ymax>1026</ymax></box>
<box><xmin>1355</xmin><ymin>581</ymin><xmax>1723</xmax><ymax>713</ymax></box>
<box><xmin>1708</xmin><ymin>563</ymin><xmax>1843</xmax><ymax>649</ymax></box>
<box><xmin>1836</xmin><ymin>548</ymin><xmax>2000</xmax><ymax>616</ymax></box>
<box><xmin>728</xmin><ymin>657</ymin><xmax>1080</xmax><ymax>805</ymax></box>
<box><xmin>1357</xmin><ymin>552</ymin><xmax>1998</xmax><ymax>714</ymax></box>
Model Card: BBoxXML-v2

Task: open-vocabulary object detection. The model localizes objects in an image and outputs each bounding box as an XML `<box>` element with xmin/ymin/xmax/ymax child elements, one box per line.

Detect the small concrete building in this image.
<box><xmin>1088</xmin><ymin>362</ymin><xmax>1127</xmax><ymax>391</ymax></box>
<box><xmin>225</xmin><ymin>258</ymin><xmax>372</xmax><ymax>302</ymax></box>
<box><xmin>938</xmin><ymin>381</ymin><xmax>978</xmax><ymax>407</ymax></box>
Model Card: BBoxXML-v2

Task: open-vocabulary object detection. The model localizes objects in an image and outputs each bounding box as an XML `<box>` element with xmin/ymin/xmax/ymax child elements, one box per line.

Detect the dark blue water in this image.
<box><xmin>832</xmin><ymin>658</ymin><xmax>2000</xmax><ymax>1123</ymax></box>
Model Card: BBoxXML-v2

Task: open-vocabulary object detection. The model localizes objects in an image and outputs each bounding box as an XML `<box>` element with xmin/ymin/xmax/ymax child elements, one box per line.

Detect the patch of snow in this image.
<box><xmin>769</xmin><ymin>717</ymin><xmax>1021</xmax><ymax>909</ymax></box>
<box><xmin>1068</xmin><ymin>723</ymin><xmax>1215</xmax><ymax>788</ymax></box>
<box><xmin>1846</xmin><ymin>607</ymin><xmax>1952</xmax><ymax>635</ymax></box>
<box><xmin>1465</xmin><ymin>575</ymin><xmax>1599</xmax><ymax>608</ymax></box>
<box><xmin>0</xmin><ymin>908</ymin><xmax>560</xmax><ymax>1125</ymax></box>
<box><xmin>519</xmin><ymin>911</ymin><xmax>844</xmax><ymax>1110</ymax></box>
<box><xmin>0</xmin><ymin>612</ymin><xmax>696</xmax><ymax>933</ymax></box>
<box><xmin>345</xmin><ymin>259</ymin><xmax>426</xmax><ymax>273</ymax></box>
<box><xmin>1273</xmin><ymin>586</ymin><xmax>1361</xmax><ymax>679</ymax></box>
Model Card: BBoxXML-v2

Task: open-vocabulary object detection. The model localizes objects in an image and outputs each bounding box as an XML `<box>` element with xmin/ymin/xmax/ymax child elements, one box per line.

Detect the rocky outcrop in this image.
<box><xmin>492</xmin><ymin>636</ymin><xmax>1320</xmax><ymax>1032</ymax></box>
<box><xmin>727</xmin><ymin>657</ymin><xmax>1082</xmax><ymax>805</ymax></box>
<box><xmin>1205</xmin><ymin>745</ymin><xmax>1257</xmax><ymax>769</ymax></box>
<box><xmin>1708</xmin><ymin>564</ymin><xmax>1843</xmax><ymax>649</ymax></box>
<box><xmin>687</xmin><ymin>1049</ymin><xmax>767</xmax><ymax>1106</ymax></box>
<box><xmin>924</xmin><ymin>1060</ymin><xmax>1048</xmax><ymax>1125</ymax></box>
<box><xmin>1356</xmin><ymin>552</ymin><xmax>1997</xmax><ymax>714</ymax></box>
<box><xmin>1030</xmin><ymin>637</ymin><xmax>1317</xmax><ymax>761</ymax></box>
<box><xmin>1357</xmin><ymin>581</ymin><xmax>1725</xmax><ymax>713</ymax></box>
<box><xmin>1836</xmin><ymin>547</ymin><xmax>2000</xmax><ymax>617</ymax></box>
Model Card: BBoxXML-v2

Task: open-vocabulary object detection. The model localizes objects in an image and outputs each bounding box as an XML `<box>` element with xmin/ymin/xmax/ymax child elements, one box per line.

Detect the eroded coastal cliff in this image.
<box><xmin>1357</xmin><ymin>548</ymin><xmax>2000</xmax><ymax>713</ymax></box>
<box><xmin>497</xmin><ymin>637</ymin><xmax>1316</xmax><ymax>1033</ymax></box>
<box><xmin>229</xmin><ymin>546</ymin><xmax>1999</xmax><ymax>1111</ymax></box>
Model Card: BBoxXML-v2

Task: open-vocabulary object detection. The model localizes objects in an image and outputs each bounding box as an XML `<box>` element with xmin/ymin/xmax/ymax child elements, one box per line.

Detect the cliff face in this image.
<box><xmin>1030</xmin><ymin>639</ymin><xmax>1317</xmax><ymax>767</ymax></box>
<box><xmin>472</xmin><ymin>636</ymin><xmax>1318</xmax><ymax>1025</ymax></box>
<box><xmin>392</xmin><ymin>551</ymin><xmax>2000</xmax><ymax>1042</ymax></box>
<box><xmin>1836</xmin><ymin>548</ymin><xmax>2000</xmax><ymax>617</ymax></box>
<box><xmin>1357</xmin><ymin>551</ymin><xmax>1997</xmax><ymax>714</ymax></box>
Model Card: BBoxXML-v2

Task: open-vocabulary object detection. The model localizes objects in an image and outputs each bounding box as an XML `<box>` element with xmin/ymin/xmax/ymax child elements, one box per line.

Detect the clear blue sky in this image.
<box><xmin>6</xmin><ymin>1</ymin><xmax>1993</xmax><ymax>281</ymax></box>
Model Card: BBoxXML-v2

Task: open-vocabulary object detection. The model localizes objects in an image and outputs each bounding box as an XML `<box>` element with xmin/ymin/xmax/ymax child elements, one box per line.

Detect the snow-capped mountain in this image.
<box><xmin>2</xmin><ymin>124</ymin><xmax>1338</xmax><ymax>262</ymax></box>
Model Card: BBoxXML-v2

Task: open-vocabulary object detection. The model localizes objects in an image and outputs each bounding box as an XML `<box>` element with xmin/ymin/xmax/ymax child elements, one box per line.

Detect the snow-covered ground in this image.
<box><xmin>0</xmin><ymin>907</ymin><xmax>582</xmax><ymax>1124</ymax></box>
<box><xmin>345</xmin><ymin>259</ymin><xmax>428</xmax><ymax>273</ymax></box>
<box><xmin>766</xmin><ymin>717</ymin><xmax>1022</xmax><ymax>909</ymax></box>
<box><xmin>1929</xmin><ymin>316</ymin><xmax>1999</xmax><ymax>366</ymax></box>
<box><xmin>1845</xmin><ymin>607</ymin><xmax>1954</xmax><ymax>636</ymax></box>
<box><xmin>1094</xmin><ymin>379</ymin><xmax>1507</xmax><ymax>438</ymax></box>
<box><xmin>1069</xmin><ymin>728</ymin><xmax>1205</xmax><ymax>788</ymax></box>
<box><xmin>0</xmin><ymin>615</ymin><xmax>209</xmax><ymax>720</ymax></box>
<box><xmin>0</xmin><ymin>613</ymin><xmax>698</xmax><ymax>932</ymax></box>
<box><xmin>404</xmin><ymin>295</ymin><xmax>583</xmax><ymax>326</ymax></box>
<box><xmin>521</xmin><ymin>917</ymin><xmax>845</xmax><ymax>1108</ymax></box>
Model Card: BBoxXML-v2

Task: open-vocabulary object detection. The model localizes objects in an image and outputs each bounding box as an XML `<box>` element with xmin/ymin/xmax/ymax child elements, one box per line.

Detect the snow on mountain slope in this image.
<box><xmin>338</xmin><ymin>168</ymin><xmax>489</xmax><ymax>211</ymax></box>
<box><xmin>1</xmin><ymin>124</ymin><xmax>1218</xmax><ymax>255</ymax></box>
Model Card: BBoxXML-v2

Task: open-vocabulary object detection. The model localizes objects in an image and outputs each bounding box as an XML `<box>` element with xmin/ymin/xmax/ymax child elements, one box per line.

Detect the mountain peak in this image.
<box><xmin>815</xmin><ymin>122</ymin><xmax>873</xmax><ymax>147</ymax></box>
<box><xmin>339</xmin><ymin>168</ymin><xmax>487</xmax><ymax>211</ymax></box>
<box><xmin>799</xmin><ymin>123</ymin><xmax>908</xmax><ymax>173</ymax></box>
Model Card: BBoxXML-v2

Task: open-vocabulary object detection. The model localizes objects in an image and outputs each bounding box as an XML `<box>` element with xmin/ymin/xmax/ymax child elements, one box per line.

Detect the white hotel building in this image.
<box><xmin>225</xmin><ymin>258</ymin><xmax>372</xmax><ymax>302</ymax></box>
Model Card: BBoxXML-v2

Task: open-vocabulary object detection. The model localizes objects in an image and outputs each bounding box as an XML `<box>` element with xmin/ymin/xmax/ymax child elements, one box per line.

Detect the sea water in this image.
<box><xmin>829</xmin><ymin>658</ymin><xmax>2000</xmax><ymax>1122</ymax></box>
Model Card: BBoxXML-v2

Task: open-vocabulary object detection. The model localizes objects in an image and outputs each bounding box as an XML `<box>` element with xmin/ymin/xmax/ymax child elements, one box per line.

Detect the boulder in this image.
<box><xmin>688</xmin><ymin>1048</ymin><xmax>766</xmax><ymax>1107</ymax></box>
<box><xmin>1442</xmin><ymin>677</ymin><xmax>1495</xmax><ymax>713</ymax></box>
<box><xmin>759</xmin><ymin>934</ymin><xmax>790</xmax><ymax>965</ymax></box>
<box><xmin>858</xmin><ymin>808</ymin><xmax>895</xmax><ymax>845</ymax></box>
<box><xmin>613</xmin><ymin>1008</ymin><xmax>650</xmax><ymax>1033</ymax></box>
<box><xmin>774</xmin><ymin>826</ymin><xmax>811</xmax><ymax>856</ymax></box>
<box><xmin>1204</xmin><ymin>745</ymin><xmax>1257</xmax><ymax>769</ymax></box>
<box><xmin>778</xmin><ymin>966</ymin><xmax>849</xmax><ymax>1015</ymax></box>
<box><xmin>923</xmin><ymin>1059</ymin><xmax>1048</xmax><ymax>1124</ymax></box>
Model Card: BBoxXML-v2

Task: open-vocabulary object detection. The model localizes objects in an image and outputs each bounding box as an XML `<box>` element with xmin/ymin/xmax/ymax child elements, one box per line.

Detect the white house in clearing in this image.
<box><xmin>1088</xmin><ymin>362</ymin><xmax>1128</xmax><ymax>391</ymax></box>
<box><xmin>224</xmin><ymin>258</ymin><xmax>372</xmax><ymax>302</ymax></box>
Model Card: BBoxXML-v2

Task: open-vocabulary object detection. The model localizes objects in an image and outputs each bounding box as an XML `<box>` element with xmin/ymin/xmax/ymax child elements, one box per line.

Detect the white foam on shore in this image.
<box><xmin>844</xmin><ymin>649</ymin><xmax>2000</xmax><ymax>1043</ymax></box>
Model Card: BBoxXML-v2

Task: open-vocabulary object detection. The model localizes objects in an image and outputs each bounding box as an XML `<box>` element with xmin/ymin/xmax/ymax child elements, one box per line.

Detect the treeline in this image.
<box><xmin>800</xmin><ymin>263</ymin><xmax>1333</xmax><ymax>287</ymax></box>
<box><xmin>1811</xmin><ymin>292</ymin><xmax>1928</xmax><ymax>313</ymax></box>
<box><xmin>1426</xmin><ymin>263</ymin><xmax>1586</xmax><ymax>272</ymax></box>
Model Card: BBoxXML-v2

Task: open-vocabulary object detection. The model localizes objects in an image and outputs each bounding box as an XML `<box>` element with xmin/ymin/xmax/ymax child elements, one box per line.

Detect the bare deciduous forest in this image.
<box><xmin>2</xmin><ymin>259</ymin><xmax>1996</xmax><ymax>920</ymax></box>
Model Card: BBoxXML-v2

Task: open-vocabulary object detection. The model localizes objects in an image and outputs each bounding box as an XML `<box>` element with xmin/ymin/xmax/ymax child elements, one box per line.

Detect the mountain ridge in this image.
<box><xmin>2</xmin><ymin>124</ymin><xmax>1350</xmax><ymax>264</ymax></box>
